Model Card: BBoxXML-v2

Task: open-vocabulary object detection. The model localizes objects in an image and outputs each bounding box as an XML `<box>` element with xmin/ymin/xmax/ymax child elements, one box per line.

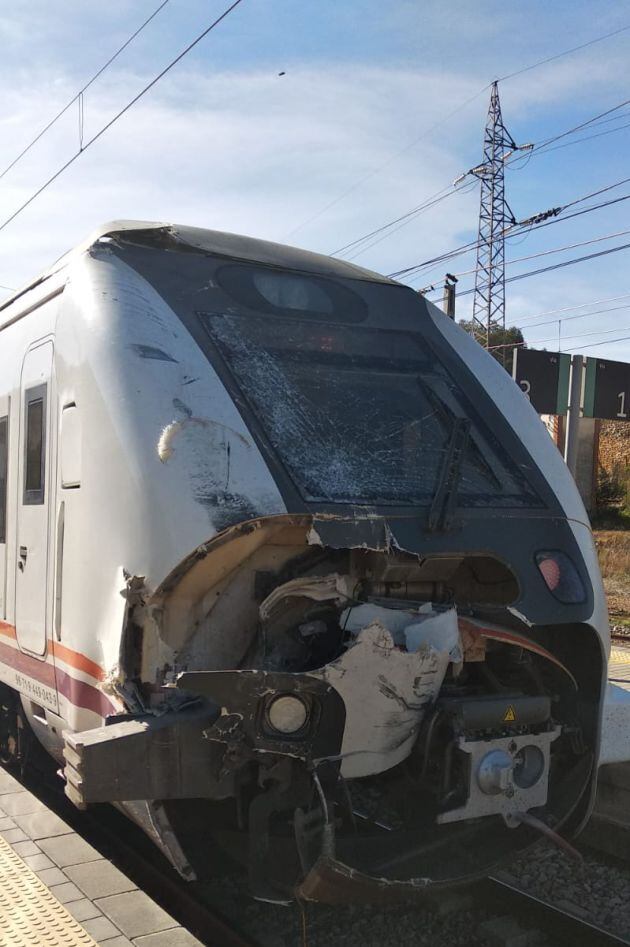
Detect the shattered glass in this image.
<box><xmin>201</xmin><ymin>312</ymin><xmax>541</xmax><ymax>508</ymax></box>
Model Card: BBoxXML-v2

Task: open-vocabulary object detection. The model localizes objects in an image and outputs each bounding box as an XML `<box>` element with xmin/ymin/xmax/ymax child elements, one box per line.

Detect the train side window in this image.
<box><xmin>24</xmin><ymin>385</ymin><xmax>46</xmax><ymax>505</ymax></box>
<box><xmin>0</xmin><ymin>416</ymin><xmax>7</xmax><ymax>541</ymax></box>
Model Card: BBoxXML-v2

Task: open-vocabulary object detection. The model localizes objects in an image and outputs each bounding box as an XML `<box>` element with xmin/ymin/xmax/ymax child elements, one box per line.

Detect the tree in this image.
<box><xmin>457</xmin><ymin>321</ymin><xmax>525</xmax><ymax>374</ymax></box>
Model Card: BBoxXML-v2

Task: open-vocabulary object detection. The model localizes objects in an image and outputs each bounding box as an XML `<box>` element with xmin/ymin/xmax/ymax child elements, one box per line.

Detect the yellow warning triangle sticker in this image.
<box><xmin>503</xmin><ymin>705</ymin><xmax>516</xmax><ymax>723</ymax></box>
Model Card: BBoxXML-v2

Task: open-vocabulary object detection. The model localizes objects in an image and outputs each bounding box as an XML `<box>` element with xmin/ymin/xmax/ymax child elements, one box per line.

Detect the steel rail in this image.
<box><xmin>479</xmin><ymin>875</ymin><xmax>630</xmax><ymax>946</ymax></box>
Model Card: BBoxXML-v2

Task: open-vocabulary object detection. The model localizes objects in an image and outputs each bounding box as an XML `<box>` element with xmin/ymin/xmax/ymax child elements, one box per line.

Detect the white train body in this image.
<box><xmin>0</xmin><ymin>222</ymin><xmax>610</xmax><ymax>901</ymax></box>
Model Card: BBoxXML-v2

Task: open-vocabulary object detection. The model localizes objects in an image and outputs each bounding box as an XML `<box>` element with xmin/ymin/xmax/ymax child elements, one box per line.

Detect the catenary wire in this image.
<box><xmin>496</xmin><ymin>24</ymin><xmax>630</xmax><ymax>82</ymax></box>
<box><xmin>572</xmin><ymin>333</ymin><xmax>630</xmax><ymax>351</ymax></box>
<box><xmin>448</xmin><ymin>227</ymin><xmax>630</xmax><ymax>279</ymax></box>
<box><xmin>510</xmin><ymin>292</ymin><xmax>630</xmax><ymax>324</ymax></box>
<box><xmin>332</xmin><ymin>183</ymin><xmax>459</xmax><ymax>256</ymax></box>
<box><xmin>284</xmin><ymin>84</ymin><xmax>491</xmax><ymax>240</ymax></box>
<box><xmin>488</xmin><ymin>322</ymin><xmax>630</xmax><ymax>351</ymax></box>
<box><xmin>454</xmin><ymin>240</ymin><xmax>630</xmax><ymax>298</ymax></box>
<box><xmin>341</xmin><ymin>182</ymin><xmax>478</xmax><ymax>261</ymax></box>
<box><xmin>332</xmin><ymin>94</ymin><xmax>630</xmax><ymax>266</ymax></box>
<box><xmin>0</xmin><ymin>0</ymin><xmax>171</xmax><ymax>182</ymax></box>
<box><xmin>391</xmin><ymin>187</ymin><xmax>630</xmax><ymax>281</ymax></box>
<box><xmin>517</xmin><ymin>302</ymin><xmax>630</xmax><ymax>331</ymax></box>
<box><xmin>289</xmin><ymin>24</ymin><xmax>630</xmax><ymax>241</ymax></box>
<box><xmin>0</xmin><ymin>0</ymin><xmax>245</xmax><ymax>238</ymax></box>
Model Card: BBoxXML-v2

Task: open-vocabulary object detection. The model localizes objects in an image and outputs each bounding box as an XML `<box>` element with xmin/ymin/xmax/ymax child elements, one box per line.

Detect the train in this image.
<box><xmin>0</xmin><ymin>221</ymin><xmax>609</xmax><ymax>903</ymax></box>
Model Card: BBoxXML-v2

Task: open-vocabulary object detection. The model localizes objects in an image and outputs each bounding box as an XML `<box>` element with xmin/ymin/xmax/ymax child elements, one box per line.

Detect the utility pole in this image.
<box><xmin>469</xmin><ymin>82</ymin><xmax>520</xmax><ymax>352</ymax></box>
<box><xmin>564</xmin><ymin>354</ymin><xmax>584</xmax><ymax>478</ymax></box>
<box><xmin>442</xmin><ymin>273</ymin><xmax>457</xmax><ymax>319</ymax></box>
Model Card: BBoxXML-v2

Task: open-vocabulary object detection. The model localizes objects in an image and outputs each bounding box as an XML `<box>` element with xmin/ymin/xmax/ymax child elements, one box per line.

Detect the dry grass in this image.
<box><xmin>595</xmin><ymin>531</ymin><xmax>630</xmax><ymax>579</ymax></box>
<box><xmin>594</xmin><ymin>530</ymin><xmax>630</xmax><ymax>620</ymax></box>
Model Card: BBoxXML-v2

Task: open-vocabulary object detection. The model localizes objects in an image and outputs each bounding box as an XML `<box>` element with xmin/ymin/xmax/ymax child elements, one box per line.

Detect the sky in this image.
<box><xmin>1</xmin><ymin>0</ymin><xmax>630</xmax><ymax>359</ymax></box>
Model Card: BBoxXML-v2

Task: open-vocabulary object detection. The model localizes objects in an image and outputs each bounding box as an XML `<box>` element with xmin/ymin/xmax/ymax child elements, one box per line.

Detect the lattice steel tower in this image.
<box><xmin>470</xmin><ymin>81</ymin><xmax>518</xmax><ymax>349</ymax></box>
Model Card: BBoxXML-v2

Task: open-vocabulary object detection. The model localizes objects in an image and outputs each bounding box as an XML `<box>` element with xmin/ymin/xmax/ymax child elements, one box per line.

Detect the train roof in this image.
<box><xmin>1</xmin><ymin>220</ymin><xmax>398</xmax><ymax>322</ymax></box>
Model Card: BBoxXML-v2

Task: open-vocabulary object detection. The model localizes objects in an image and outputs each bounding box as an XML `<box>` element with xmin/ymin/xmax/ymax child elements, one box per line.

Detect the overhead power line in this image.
<box><xmin>330</xmin><ymin>78</ymin><xmax>630</xmax><ymax>268</ymax></box>
<box><xmin>0</xmin><ymin>0</ymin><xmax>171</xmax><ymax>183</ymax></box>
<box><xmin>391</xmin><ymin>179</ymin><xmax>630</xmax><ymax>281</ymax></box>
<box><xmin>456</xmin><ymin>239</ymin><xmax>630</xmax><ymax>297</ymax></box>
<box><xmin>489</xmin><ymin>321</ymin><xmax>630</xmax><ymax>352</ymax></box>
<box><xmin>451</xmin><ymin>227</ymin><xmax>630</xmax><ymax>279</ymax></box>
<box><xmin>518</xmin><ymin>302</ymin><xmax>630</xmax><ymax>331</ymax></box>
<box><xmin>348</xmin><ymin>101</ymin><xmax>630</xmax><ymax>271</ymax></box>
<box><xmin>496</xmin><ymin>24</ymin><xmax>630</xmax><ymax>82</ymax></box>
<box><xmin>333</xmin><ymin>183</ymin><xmax>458</xmax><ymax>256</ymax></box>
<box><xmin>290</xmin><ymin>23</ymin><xmax>630</xmax><ymax>246</ymax></box>
<box><xmin>572</xmin><ymin>332</ymin><xmax>630</xmax><ymax>351</ymax></box>
<box><xmin>520</xmin><ymin>96</ymin><xmax>630</xmax><ymax>154</ymax></box>
<box><xmin>286</xmin><ymin>84</ymin><xmax>491</xmax><ymax>241</ymax></box>
<box><xmin>0</xmin><ymin>0</ymin><xmax>245</xmax><ymax>239</ymax></box>
<box><xmin>333</xmin><ymin>181</ymin><xmax>477</xmax><ymax>262</ymax></box>
<box><xmin>512</xmin><ymin>291</ymin><xmax>630</xmax><ymax>324</ymax></box>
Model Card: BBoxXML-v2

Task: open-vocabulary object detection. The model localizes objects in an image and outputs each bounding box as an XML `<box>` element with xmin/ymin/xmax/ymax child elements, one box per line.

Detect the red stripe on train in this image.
<box><xmin>54</xmin><ymin>668</ymin><xmax>116</xmax><ymax>717</ymax></box>
<box><xmin>0</xmin><ymin>635</ymin><xmax>116</xmax><ymax>717</ymax></box>
<box><xmin>0</xmin><ymin>637</ymin><xmax>56</xmax><ymax>688</ymax></box>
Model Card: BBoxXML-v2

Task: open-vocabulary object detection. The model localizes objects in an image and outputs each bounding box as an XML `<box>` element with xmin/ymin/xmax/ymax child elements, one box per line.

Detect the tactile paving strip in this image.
<box><xmin>609</xmin><ymin>645</ymin><xmax>630</xmax><ymax>683</ymax></box>
<box><xmin>0</xmin><ymin>833</ymin><xmax>96</xmax><ymax>946</ymax></box>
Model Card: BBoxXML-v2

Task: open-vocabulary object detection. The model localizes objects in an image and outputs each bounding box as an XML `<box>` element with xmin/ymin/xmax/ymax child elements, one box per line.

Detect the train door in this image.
<box><xmin>15</xmin><ymin>342</ymin><xmax>54</xmax><ymax>655</ymax></box>
<box><xmin>0</xmin><ymin>396</ymin><xmax>8</xmax><ymax>619</ymax></box>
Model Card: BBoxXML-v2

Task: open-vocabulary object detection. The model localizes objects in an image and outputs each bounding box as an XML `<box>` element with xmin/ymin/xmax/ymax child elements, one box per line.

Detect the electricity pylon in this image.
<box><xmin>470</xmin><ymin>81</ymin><xmax>519</xmax><ymax>351</ymax></box>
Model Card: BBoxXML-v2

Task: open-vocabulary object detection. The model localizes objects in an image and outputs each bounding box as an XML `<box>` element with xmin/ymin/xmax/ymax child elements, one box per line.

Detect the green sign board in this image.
<box><xmin>512</xmin><ymin>348</ymin><xmax>571</xmax><ymax>415</ymax></box>
<box><xmin>583</xmin><ymin>357</ymin><xmax>630</xmax><ymax>420</ymax></box>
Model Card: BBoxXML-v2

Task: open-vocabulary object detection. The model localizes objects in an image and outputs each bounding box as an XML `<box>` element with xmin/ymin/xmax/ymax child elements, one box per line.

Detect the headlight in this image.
<box><xmin>266</xmin><ymin>694</ymin><xmax>309</xmax><ymax>734</ymax></box>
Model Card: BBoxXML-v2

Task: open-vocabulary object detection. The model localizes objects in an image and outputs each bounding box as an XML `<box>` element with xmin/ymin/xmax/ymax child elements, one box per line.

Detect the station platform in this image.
<box><xmin>607</xmin><ymin>643</ymin><xmax>630</xmax><ymax>684</ymax></box>
<box><xmin>0</xmin><ymin>767</ymin><xmax>203</xmax><ymax>947</ymax></box>
<box><xmin>579</xmin><ymin>641</ymin><xmax>630</xmax><ymax>859</ymax></box>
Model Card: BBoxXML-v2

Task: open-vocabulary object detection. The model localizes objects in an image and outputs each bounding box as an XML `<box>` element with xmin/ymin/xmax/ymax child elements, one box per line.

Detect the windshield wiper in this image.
<box><xmin>427</xmin><ymin>417</ymin><xmax>471</xmax><ymax>532</ymax></box>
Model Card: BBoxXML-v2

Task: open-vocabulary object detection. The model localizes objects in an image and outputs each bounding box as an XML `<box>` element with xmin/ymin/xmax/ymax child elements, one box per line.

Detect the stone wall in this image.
<box><xmin>599</xmin><ymin>420</ymin><xmax>630</xmax><ymax>476</ymax></box>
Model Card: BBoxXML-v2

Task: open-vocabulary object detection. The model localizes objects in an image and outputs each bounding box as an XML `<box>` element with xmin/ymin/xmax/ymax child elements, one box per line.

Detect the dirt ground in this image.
<box><xmin>594</xmin><ymin>530</ymin><xmax>630</xmax><ymax>625</ymax></box>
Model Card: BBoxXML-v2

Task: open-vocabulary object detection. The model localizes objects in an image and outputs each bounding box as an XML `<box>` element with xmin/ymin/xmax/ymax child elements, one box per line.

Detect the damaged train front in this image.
<box><xmin>64</xmin><ymin>507</ymin><xmax>602</xmax><ymax>904</ymax></box>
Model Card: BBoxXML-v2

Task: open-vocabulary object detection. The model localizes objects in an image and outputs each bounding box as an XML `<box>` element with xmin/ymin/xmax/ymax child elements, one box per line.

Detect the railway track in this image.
<box><xmin>5</xmin><ymin>759</ymin><xmax>630</xmax><ymax>947</ymax></box>
<box><xmin>478</xmin><ymin>875</ymin><xmax>630</xmax><ymax>946</ymax></box>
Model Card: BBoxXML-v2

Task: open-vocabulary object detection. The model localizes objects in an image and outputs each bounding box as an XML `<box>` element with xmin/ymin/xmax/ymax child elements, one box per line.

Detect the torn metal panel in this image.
<box><xmin>308</xmin><ymin>516</ymin><xmax>392</xmax><ymax>551</ymax></box>
<box><xmin>309</xmin><ymin>619</ymin><xmax>453</xmax><ymax>778</ymax></box>
<box><xmin>457</xmin><ymin>617</ymin><xmax>577</xmax><ymax>687</ymax></box>
<box><xmin>120</xmin><ymin>800</ymin><xmax>196</xmax><ymax>881</ymax></box>
<box><xmin>296</xmin><ymin>855</ymin><xmax>431</xmax><ymax>904</ymax></box>
<box><xmin>259</xmin><ymin>573</ymin><xmax>356</xmax><ymax>622</ymax></box>
<box><xmin>176</xmin><ymin>668</ymin><xmax>346</xmax><ymax>765</ymax></box>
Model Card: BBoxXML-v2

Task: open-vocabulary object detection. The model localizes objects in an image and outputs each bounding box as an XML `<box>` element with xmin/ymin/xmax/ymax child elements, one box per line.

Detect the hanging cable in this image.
<box><xmin>0</xmin><ymin>0</ymin><xmax>171</xmax><ymax>182</ymax></box>
<box><xmin>0</xmin><ymin>0</ymin><xmax>245</xmax><ymax>239</ymax></box>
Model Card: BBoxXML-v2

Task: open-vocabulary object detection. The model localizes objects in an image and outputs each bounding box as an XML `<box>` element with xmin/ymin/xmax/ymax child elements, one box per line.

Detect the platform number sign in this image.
<box><xmin>583</xmin><ymin>357</ymin><xmax>630</xmax><ymax>420</ymax></box>
<box><xmin>512</xmin><ymin>349</ymin><xmax>571</xmax><ymax>416</ymax></box>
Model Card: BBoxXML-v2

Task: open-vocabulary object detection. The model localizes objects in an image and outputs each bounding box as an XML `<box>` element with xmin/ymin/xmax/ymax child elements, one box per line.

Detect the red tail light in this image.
<box><xmin>535</xmin><ymin>551</ymin><xmax>585</xmax><ymax>604</ymax></box>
